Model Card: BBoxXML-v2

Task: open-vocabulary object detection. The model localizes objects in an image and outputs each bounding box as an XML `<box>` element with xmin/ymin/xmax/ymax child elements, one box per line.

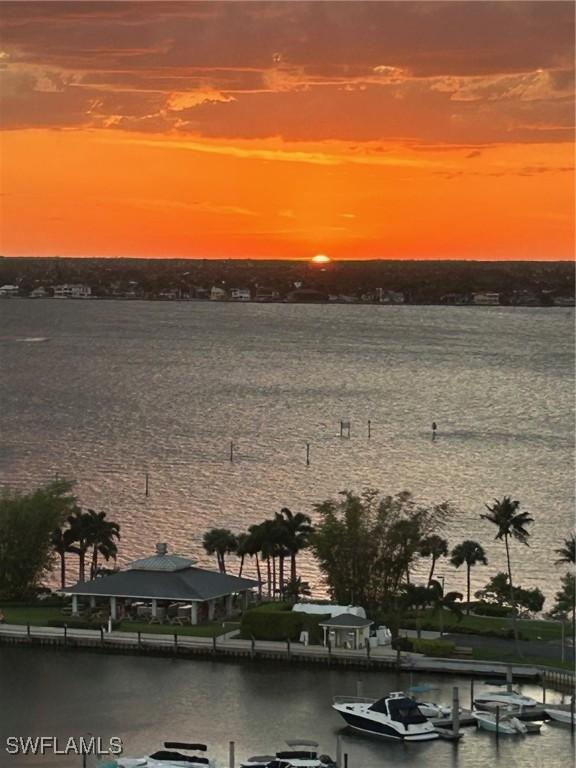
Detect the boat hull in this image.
<box><xmin>336</xmin><ymin>711</ymin><xmax>439</xmax><ymax>742</ymax></box>
<box><xmin>546</xmin><ymin>709</ymin><xmax>576</xmax><ymax>726</ymax></box>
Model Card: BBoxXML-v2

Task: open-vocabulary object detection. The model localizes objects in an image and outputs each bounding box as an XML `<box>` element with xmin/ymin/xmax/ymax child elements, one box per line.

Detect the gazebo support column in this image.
<box><xmin>110</xmin><ymin>596</ymin><xmax>117</xmax><ymax>621</ymax></box>
<box><xmin>208</xmin><ymin>600</ymin><xmax>215</xmax><ymax>621</ymax></box>
<box><xmin>72</xmin><ymin>594</ymin><xmax>79</xmax><ymax>617</ymax></box>
<box><xmin>225</xmin><ymin>594</ymin><xmax>233</xmax><ymax>617</ymax></box>
<box><xmin>242</xmin><ymin>591</ymin><xmax>250</xmax><ymax>611</ymax></box>
<box><xmin>190</xmin><ymin>604</ymin><xmax>198</xmax><ymax>626</ymax></box>
<box><xmin>151</xmin><ymin>599</ymin><xmax>158</xmax><ymax>619</ymax></box>
<box><xmin>89</xmin><ymin>596</ymin><xmax>96</xmax><ymax>609</ymax></box>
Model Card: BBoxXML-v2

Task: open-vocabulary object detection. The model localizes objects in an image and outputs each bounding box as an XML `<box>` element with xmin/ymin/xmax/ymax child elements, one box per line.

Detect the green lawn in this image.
<box><xmin>117</xmin><ymin>620</ymin><xmax>234</xmax><ymax>637</ymax></box>
<box><xmin>2</xmin><ymin>605</ymin><xmax>63</xmax><ymax>626</ymax></box>
<box><xmin>402</xmin><ymin>610</ymin><xmax>565</xmax><ymax>641</ymax></box>
<box><xmin>1</xmin><ymin>605</ymin><xmax>234</xmax><ymax>637</ymax></box>
<box><xmin>472</xmin><ymin>647</ymin><xmax>575</xmax><ymax>672</ymax></box>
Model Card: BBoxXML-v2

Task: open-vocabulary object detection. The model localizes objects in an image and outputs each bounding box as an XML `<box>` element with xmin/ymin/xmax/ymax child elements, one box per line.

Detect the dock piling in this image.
<box><xmin>452</xmin><ymin>686</ymin><xmax>460</xmax><ymax>738</ymax></box>
<box><xmin>336</xmin><ymin>735</ymin><xmax>342</xmax><ymax>768</ymax></box>
<box><xmin>495</xmin><ymin>705</ymin><xmax>500</xmax><ymax>740</ymax></box>
<box><xmin>305</xmin><ymin>442</ymin><xmax>310</xmax><ymax>466</ymax></box>
<box><xmin>470</xmin><ymin>679</ymin><xmax>474</xmax><ymax>709</ymax></box>
<box><xmin>367</xmin><ymin>420</ymin><xmax>371</xmax><ymax>439</ymax></box>
<box><xmin>26</xmin><ymin>623</ymin><xmax>31</xmax><ymax>639</ymax></box>
<box><xmin>229</xmin><ymin>741</ymin><xmax>235</xmax><ymax>768</ymax></box>
<box><xmin>145</xmin><ymin>472</ymin><xmax>149</xmax><ymax>497</ymax></box>
<box><xmin>229</xmin><ymin>441</ymin><xmax>234</xmax><ymax>463</ymax></box>
<box><xmin>343</xmin><ymin>753</ymin><xmax>348</xmax><ymax>768</ymax></box>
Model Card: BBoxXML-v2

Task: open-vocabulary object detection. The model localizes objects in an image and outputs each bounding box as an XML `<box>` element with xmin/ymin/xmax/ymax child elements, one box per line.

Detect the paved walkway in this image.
<box><xmin>0</xmin><ymin>623</ymin><xmax>551</xmax><ymax>679</ymax></box>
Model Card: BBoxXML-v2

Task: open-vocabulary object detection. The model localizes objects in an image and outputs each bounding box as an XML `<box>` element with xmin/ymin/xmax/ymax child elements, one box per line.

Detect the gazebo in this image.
<box><xmin>319</xmin><ymin>613</ymin><xmax>373</xmax><ymax>650</ymax></box>
<box><xmin>62</xmin><ymin>543</ymin><xmax>258</xmax><ymax>625</ymax></box>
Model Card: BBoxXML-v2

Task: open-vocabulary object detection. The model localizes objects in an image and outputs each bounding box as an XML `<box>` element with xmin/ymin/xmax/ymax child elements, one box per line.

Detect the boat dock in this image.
<box><xmin>0</xmin><ymin>624</ymin><xmax>574</xmax><ymax>692</ymax></box>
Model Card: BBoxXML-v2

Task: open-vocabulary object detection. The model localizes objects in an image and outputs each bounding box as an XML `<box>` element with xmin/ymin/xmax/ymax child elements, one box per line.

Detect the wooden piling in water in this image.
<box><xmin>305</xmin><ymin>442</ymin><xmax>310</xmax><ymax>466</ymax></box>
<box><xmin>229</xmin><ymin>741</ymin><xmax>235</xmax><ymax>768</ymax></box>
<box><xmin>367</xmin><ymin>420</ymin><xmax>371</xmax><ymax>439</ymax></box>
<box><xmin>453</xmin><ymin>686</ymin><xmax>460</xmax><ymax>737</ymax></box>
<box><xmin>145</xmin><ymin>472</ymin><xmax>149</xmax><ymax>496</ymax></box>
<box><xmin>229</xmin><ymin>441</ymin><xmax>234</xmax><ymax>463</ymax></box>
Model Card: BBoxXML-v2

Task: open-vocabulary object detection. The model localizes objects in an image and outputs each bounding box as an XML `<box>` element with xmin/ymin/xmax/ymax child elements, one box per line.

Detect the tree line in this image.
<box><xmin>0</xmin><ymin>480</ymin><xmax>573</xmax><ymax>647</ymax></box>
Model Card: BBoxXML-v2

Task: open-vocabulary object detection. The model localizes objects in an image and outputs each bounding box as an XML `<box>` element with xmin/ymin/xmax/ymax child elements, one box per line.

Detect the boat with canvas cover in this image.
<box><xmin>102</xmin><ymin>742</ymin><xmax>216</xmax><ymax>767</ymax></box>
<box><xmin>332</xmin><ymin>692</ymin><xmax>439</xmax><ymax>741</ymax></box>
<box><xmin>240</xmin><ymin>740</ymin><xmax>336</xmax><ymax>768</ymax></box>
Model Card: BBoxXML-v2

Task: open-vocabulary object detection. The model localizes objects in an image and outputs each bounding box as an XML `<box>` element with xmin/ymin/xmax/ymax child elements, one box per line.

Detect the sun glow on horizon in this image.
<box><xmin>311</xmin><ymin>254</ymin><xmax>331</xmax><ymax>264</ymax></box>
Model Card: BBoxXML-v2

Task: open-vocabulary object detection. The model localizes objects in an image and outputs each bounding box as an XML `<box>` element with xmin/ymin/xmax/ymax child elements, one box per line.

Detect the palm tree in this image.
<box><xmin>235</xmin><ymin>533</ymin><xmax>250</xmax><ymax>578</ymax></box>
<box><xmin>202</xmin><ymin>528</ymin><xmax>238</xmax><ymax>573</ymax></box>
<box><xmin>277</xmin><ymin>508</ymin><xmax>313</xmax><ymax>581</ymax></box>
<box><xmin>555</xmin><ymin>533</ymin><xmax>576</xmax><ymax>566</ymax></box>
<box><xmin>481</xmin><ymin>496</ymin><xmax>533</xmax><ymax>653</ymax></box>
<box><xmin>450</xmin><ymin>540</ymin><xmax>488</xmax><ymax>613</ymax></box>
<box><xmin>246</xmin><ymin>524</ymin><xmax>264</xmax><ymax>597</ymax></box>
<box><xmin>554</xmin><ymin>532</ymin><xmax>575</xmax><ymax>657</ymax></box>
<box><xmin>283</xmin><ymin>577</ymin><xmax>312</xmax><ymax>605</ymax></box>
<box><xmin>50</xmin><ymin>527</ymin><xmax>76</xmax><ymax>589</ymax></box>
<box><xmin>427</xmin><ymin>579</ymin><xmax>464</xmax><ymax>635</ymax></box>
<box><xmin>258</xmin><ymin>519</ymin><xmax>279</xmax><ymax>597</ymax></box>
<box><xmin>84</xmin><ymin>510</ymin><xmax>120</xmax><ymax>579</ymax></box>
<box><xmin>66</xmin><ymin>508</ymin><xmax>92</xmax><ymax>582</ymax></box>
<box><xmin>419</xmin><ymin>535</ymin><xmax>448</xmax><ymax>586</ymax></box>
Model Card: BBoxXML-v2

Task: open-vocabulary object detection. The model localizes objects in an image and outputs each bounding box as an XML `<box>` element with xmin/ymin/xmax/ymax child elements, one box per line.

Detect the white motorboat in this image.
<box><xmin>240</xmin><ymin>741</ymin><xmax>336</xmax><ymax>768</ymax></box>
<box><xmin>545</xmin><ymin>709</ymin><xmax>576</xmax><ymax>726</ymax></box>
<box><xmin>473</xmin><ymin>711</ymin><xmax>527</xmax><ymax>735</ymax></box>
<box><xmin>333</xmin><ymin>692</ymin><xmax>439</xmax><ymax>741</ymax></box>
<box><xmin>106</xmin><ymin>742</ymin><xmax>216</xmax><ymax>767</ymax></box>
<box><xmin>474</xmin><ymin>688</ymin><xmax>538</xmax><ymax>709</ymax></box>
<box><xmin>416</xmin><ymin>701</ymin><xmax>453</xmax><ymax>719</ymax></box>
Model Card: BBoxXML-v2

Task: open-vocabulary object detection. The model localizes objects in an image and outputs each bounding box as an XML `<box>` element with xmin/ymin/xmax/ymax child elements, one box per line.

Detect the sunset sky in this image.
<box><xmin>0</xmin><ymin>1</ymin><xmax>574</xmax><ymax>260</ymax></box>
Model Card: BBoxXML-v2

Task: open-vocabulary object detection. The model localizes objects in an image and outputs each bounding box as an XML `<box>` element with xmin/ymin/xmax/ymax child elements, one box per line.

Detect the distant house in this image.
<box><xmin>472</xmin><ymin>292</ymin><xmax>500</xmax><ymax>306</ymax></box>
<box><xmin>210</xmin><ymin>286</ymin><xmax>228</xmax><ymax>301</ymax></box>
<box><xmin>230</xmin><ymin>287</ymin><xmax>251</xmax><ymax>301</ymax></box>
<box><xmin>0</xmin><ymin>284</ymin><xmax>19</xmax><ymax>297</ymax></box>
<box><xmin>53</xmin><ymin>283</ymin><xmax>92</xmax><ymax>298</ymax></box>
<box><xmin>553</xmin><ymin>296</ymin><xmax>575</xmax><ymax>307</ymax></box>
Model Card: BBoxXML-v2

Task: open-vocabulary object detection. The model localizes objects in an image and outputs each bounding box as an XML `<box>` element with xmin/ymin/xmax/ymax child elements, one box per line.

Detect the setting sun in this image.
<box><xmin>311</xmin><ymin>254</ymin><xmax>331</xmax><ymax>264</ymax></box>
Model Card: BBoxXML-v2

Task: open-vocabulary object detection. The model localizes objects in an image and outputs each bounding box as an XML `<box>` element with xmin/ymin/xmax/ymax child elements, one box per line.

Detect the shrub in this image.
<box><xmin>391</xmin><ymin>637</ymin><xmax>413</xmax><ymax>651</ymax></box>
<box><xmin>240</xmin><ymin>607</ymin><xmax>329</xmax><ymax>643</ymax></box>
<box><xmin>411</xmin><ymin>638</ymin><xmax>455</xmax><ymax>657</ymax></box>
<box><xmin>473</xmin><ymin>602</ymin><xmax>514</xmax><ymax>618</ymax></box>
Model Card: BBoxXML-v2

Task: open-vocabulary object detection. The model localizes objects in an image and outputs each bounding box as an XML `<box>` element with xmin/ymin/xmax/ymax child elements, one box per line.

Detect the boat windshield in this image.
<box><xmin>386</xmin><ymin>698</ymin><xmax>428</xmax><ymax>725</ymax></box>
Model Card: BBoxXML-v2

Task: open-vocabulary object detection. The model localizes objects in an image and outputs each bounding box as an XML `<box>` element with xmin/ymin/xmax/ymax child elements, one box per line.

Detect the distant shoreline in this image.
<box><xmin>2</xmin><ymin>297</ymin><xmax>574</xmax><ymax>308</ymax></box>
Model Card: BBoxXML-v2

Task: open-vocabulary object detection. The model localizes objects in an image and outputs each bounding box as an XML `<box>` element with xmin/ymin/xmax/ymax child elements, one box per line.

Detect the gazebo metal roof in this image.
<box><xmin>63</xmin><ymin>566</ymin><xmax>258</xmax><ymax>602</ymax></box>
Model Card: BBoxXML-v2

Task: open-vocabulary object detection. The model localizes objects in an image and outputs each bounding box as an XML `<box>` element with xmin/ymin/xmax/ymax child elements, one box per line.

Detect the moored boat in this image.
<box><xmin>107</xmin><ymin>741</ymin><xmax>216</xmax><ymax>767</ymax></box>
<box><xmin>472</xmin><ymin>711</ymin><xmax>527</xmax><ymax>735</ymax></box>
<box><xmin>332</xmin><ymin>692</ymin><xmax>439</xmax><ymax>741</ymax></box>
<box><xmin>545</xmin><ymin>709</ymin><xmax>576</xmax><ymax>726</ymax></box>
<box><xmin>240</xmin><ymin>740</ymin><xmax>337</xmax><ymax>768</ymax></box>
<box><xmin>474</xmin><ymin>688</ymin><xmax>538</xmax><ymax>709</ymax></box>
